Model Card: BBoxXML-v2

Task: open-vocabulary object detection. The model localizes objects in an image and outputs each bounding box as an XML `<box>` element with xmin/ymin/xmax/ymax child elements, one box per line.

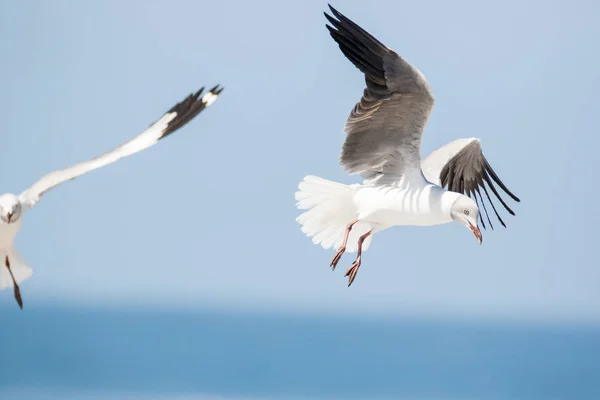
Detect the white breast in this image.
<box><xmin>354</xmin><ymin>183</ymin><xmax>455</xmax><ymax>228</ymax></box>
<box><xmin>0</xmin><ymin>218</ymin><xmax>22</xmax><ymax>250</ymax></box>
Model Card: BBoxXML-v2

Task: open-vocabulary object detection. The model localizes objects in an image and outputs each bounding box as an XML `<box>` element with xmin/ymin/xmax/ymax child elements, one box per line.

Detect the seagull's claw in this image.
<box><xmin>330</xmin><ymin>246</ymin><xmax>346</xmax><ymax>271</ymax></box>
<box><xmin>5</xmin><ymin>255</ymin><xmax>23</xmax><ymax>310</ymax></box>
<box><xmin>14</xmin><ymin>286</ymin><xmax>23</xmax><ymax>309</ymax></box>
<box><xmin>344</xmin><ymin>257</ymin><xmax>361</xmax><ymax>287</ymax></box>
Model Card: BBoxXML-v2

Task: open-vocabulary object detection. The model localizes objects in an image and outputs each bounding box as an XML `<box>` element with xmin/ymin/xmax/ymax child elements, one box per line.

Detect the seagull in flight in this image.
<box><xmin>0</xmin><ymin>84</ymin><xmax>223</xmax><ymax>308</ymax></box>
<box><xmin>295</xmin><ymin>5</ymin><xmax>520</xmax><ymax>286</ymax></box>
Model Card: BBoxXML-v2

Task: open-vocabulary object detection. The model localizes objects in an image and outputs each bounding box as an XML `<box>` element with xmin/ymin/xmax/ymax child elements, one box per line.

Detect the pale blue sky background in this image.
<box><xmin>1</xmin><ymin>0</ymin><xmax>599</xmax><ymax>399</ymax></box>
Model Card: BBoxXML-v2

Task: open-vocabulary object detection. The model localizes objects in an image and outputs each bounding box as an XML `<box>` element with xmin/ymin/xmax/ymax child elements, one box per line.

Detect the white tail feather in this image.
<box><xmin>295</xmin><ymin>175</ymin><xmax>373</xmax><ymax>253</ymax></box>
<box><xmin>0</xmin><ymin>247</ymin><xmax>32</xmax><ymax>289</ymax></box>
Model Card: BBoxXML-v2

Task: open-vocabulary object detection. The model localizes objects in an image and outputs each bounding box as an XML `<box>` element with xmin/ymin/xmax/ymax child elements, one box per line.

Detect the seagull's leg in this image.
<box><xmin>345</xmin><ymin>230</ymin><xmax>372</xmax><ymax>287</ymax></box>
<box><xmin>5</xmin><ymin>256</ymin><xmax>23</xmax><ymax>309</ymax></box>
<box><xmin>330</xmin><ymin>219</ymin><xmax>359</xmax><ymax>271</ymax></box>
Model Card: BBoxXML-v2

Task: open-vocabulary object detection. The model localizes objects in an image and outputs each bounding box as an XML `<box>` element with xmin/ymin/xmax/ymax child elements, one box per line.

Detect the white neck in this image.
<box><xmin>410</xmin><ymin>185</ymin><xmax>461</xmax><ymax>225</ymax></box>
<box><xmin>440</xmin><ymin>190</ymin><xmax>462</xmax><ymax>221</ymax></box>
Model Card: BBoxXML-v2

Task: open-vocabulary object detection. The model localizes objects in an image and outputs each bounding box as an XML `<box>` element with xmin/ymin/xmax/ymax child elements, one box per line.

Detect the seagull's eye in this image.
<box><xmin>464</xmin><ymin>209</ymin><xmax>470</xmax><ymax>215</ymax></box>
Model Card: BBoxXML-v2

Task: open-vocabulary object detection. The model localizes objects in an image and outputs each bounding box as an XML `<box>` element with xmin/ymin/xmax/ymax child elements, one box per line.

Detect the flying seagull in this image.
<box><xmin>295</xmin><ymin>5</ymin><xmax>520</xmax><ymax>286</ymax></box>
<box><xmin>0</xmin><ymin>84</ymin><xmax>223</xmax><ymax>308</ymax></box>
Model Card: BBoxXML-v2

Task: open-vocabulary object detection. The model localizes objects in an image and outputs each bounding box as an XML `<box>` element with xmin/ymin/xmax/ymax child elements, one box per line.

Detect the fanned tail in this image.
<box><xmin>295</xmin><ymin>175</ymin><xmax>372</xmax><ymax>253</ymax></box>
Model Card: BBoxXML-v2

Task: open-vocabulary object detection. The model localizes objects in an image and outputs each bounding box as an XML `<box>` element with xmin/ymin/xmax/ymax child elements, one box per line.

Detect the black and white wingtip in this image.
<box><xmin>159</xmin><ymin>84</ymin><xmax>224</xmax><ymax>140</ymax></box>
<box><xmin>323</xmin><ymin>4</ymin><xmax>391</xmax><ymax>95</ymax></box>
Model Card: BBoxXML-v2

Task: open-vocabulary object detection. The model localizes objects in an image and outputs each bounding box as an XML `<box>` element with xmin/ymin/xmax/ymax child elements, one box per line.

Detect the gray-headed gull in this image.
<box><xmin>295</xmin><ymin>5</ymin><xmax>519</xmax><ymax>286</ymax></box>
<box><xmin>0</xmin><ymin>85</ymin><xmax>223</xmax><ymax>308</ymax></box>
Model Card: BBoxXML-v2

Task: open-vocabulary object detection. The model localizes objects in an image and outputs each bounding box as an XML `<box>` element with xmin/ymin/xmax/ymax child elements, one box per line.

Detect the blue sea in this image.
<box><xmin>1</xmin><ymin>305</ymin><xmax>599</xmax><ymax>400</ymax></box>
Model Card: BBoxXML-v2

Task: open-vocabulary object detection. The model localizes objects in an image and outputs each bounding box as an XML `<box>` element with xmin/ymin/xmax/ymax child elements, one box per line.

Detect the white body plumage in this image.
<box><xmin>0</xmin><ymin>216</ymin><xmax>21</xmax><ymax>250</ymax></box>
<box><xmin>296</xmin><ymin>173</ymin><xmax>463</xmax><ymax>255</ymax></box>
<box><xmin>354</xmin><ymin>181</ymin><xmax>461</xmax><ymax>229</ymax></box>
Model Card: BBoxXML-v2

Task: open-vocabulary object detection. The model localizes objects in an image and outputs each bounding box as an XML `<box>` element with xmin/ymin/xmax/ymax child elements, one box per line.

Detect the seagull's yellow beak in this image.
<box><xmin>469</xmin><ymin>221</ymin><xmax>482</xmax><ymax>244</ymax></box>
<box><xmin>6</xmin><ymin>212</ymin><xmax>11</xmax><ymax>224</ymax></box>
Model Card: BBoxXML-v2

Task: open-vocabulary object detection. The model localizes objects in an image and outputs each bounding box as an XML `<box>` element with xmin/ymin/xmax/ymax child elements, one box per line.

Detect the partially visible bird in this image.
<box><xmin>0</xmin><ymin>84</ymin><xmax>223</xmax><ymax>308</ymax></box>
<box><xmin>295</xmin><ymin>5</ymin><xmax>520</xmax><ymax>286</ymax></box>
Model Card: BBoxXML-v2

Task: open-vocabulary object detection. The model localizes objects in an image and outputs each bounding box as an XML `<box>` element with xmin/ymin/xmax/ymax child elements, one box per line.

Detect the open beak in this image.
<box><xmin>468</xmin><ymin>221</ymin><xmax>482</xmax><ymax>245</ymax></box>
<box><xmin>6</xmin><ymin>212</ymin><xmax>12</xmax><ymax>224</ymax></box>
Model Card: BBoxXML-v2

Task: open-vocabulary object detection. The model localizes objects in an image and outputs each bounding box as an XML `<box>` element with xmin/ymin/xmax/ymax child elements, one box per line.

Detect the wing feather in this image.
<box><xmin>421</xmin><ymin>138</ymin><xmax>520</xmax><ymax>229</ymax></box>
<box><xmin>19</xmin><ymin>85</ymin><xmax>223</xmax><ymax>210</ymax></box>
<box><xmin>325</xmin><ymin>4</ymin><xmax>434</xmax><ymax>180</ymax></box>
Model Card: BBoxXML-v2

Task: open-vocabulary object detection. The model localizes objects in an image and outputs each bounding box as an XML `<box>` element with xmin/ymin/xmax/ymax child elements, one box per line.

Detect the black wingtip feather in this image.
<box><xmin>483</xmin><ymin>157</ymin><xmax>521</xmax><ymax>202</ymax></box>
<box><xmin>475</xmin><ymin>187</ymin><xmax>494</xmax><ymax>230</ymax></box>
<box><xmin>481</xmin><ymin>183</ymin><xmax>507</xmax><ymax>228</ymax></box>
<box><xmin>327</xmin><ymin>4</ymin><xmax>387</xmax><ymax>50</ymax></box>
<box><xmin>193</xmin><ymin>87</ymin><xmax>205</xmax><ymax>98</ymax></box>
<box><xmin>158</xmin><ymin>84</ymin><xmax>222</xmax><ymax>140</ymax></box>
<box><xmin>482</xmin><ymin>169</ymin><xmax>516</xmax><ymax>216</ymax></box>
<box><xmin>469</xmin><ymin>188</ymin><xmax>487</xmax><ymax>230</ymax></box>
<box><xmin>209</xmin><ymin>84</ymin><xmax>225</xmax><ymax>95</ymax></box>
<box><xmin>440</xmin><ymin>141</ymin><xmax>519</xmax><ymax>229</ymax></box>
<box><xmin>324</xmin><ymin>4</ymin><xmax>391</xmax><ymax>94</ymax></box>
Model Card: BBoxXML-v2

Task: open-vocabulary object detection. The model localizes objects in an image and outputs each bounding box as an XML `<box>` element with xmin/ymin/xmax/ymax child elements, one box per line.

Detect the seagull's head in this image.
<box><xmin>450</xmin><ymin>195</ymin><xmax>482</xmax><ymax>244</ymax></box>
<box><xmin>0</xmin><ymin>194</ymin><xmax>22</xmax><ymax>225</ymax></box>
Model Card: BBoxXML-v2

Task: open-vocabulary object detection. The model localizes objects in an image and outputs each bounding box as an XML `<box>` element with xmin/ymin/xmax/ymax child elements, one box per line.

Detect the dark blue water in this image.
<box><xmin>1</xmin><ymin>304</ymin><xmax>599</xmax><ymax>399</ymax></box>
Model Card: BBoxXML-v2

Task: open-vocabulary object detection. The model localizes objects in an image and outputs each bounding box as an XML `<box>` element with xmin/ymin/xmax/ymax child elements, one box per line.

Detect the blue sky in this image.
<box><xmin>1</xmin><ymin>0</ymin><xmax>599</xmax><ymax>323</ymax></box>
<box><xmin>1</xmin><ymin>1</ymin><xmax>600</xmax><ymax>399</ymax></box>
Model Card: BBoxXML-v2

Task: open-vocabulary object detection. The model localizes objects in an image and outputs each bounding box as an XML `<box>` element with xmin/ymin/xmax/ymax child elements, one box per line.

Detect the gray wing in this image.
<box><xmin>422</xmin><ymin>138</ymin><xmax>520</xmax><ymax>229</ymax></box>
<box><xmin>325</xmin><ymin>5</ymin><xmax>434</xmax><ymax>179</ymax></box>
<box><xmin>19</xmin><ymin>85</ymin><xmax>223</xmax><ymax>211</ymax></box>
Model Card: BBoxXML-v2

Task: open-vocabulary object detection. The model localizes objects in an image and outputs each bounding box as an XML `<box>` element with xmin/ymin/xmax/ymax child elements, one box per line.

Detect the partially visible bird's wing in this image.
<box><xmin>325</xmin><ymin>4</ymin><xmax>434</xmax><ymax>180</ymax></box>
<box><xmin>19</xmin><ymin>85</ymin><xmax>223</xmax><ymax>211</ymax></box>
<box><xmin>421</xmin><ymin>138</ymin><xmax>520</xmax><ymax>229</ymax></box>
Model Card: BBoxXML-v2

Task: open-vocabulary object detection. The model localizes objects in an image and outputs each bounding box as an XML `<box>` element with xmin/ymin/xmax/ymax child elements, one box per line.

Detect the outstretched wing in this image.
<box><xmin>19</xmin><ymin>85</ymin><xmax>223</xmax><ymax>210</ymax></box>
<box><xmin>421</xmin><ymin>138</ymin><xmax>520</xmax><ymax>229</ymax></box>
<box><xmin>325</xmin><ymin>4</ymin><xmax>434</xmax><ymax>180</ymax></box>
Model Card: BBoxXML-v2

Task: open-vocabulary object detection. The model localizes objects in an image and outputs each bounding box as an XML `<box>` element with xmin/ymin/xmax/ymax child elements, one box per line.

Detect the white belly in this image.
<box><xmin>0</xmin><ymin>218</ymin><xmax>22</xmax><ymax>250</ymax></box>
<box><xmin>353</xmin><ymin>184</ymin><xmax>453</xmax><ymax>227</ymax></box>
<box><xmin>364</xmin><ymin>207</ymin><xmax>451</xmax><ymax>227</ymax></box>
